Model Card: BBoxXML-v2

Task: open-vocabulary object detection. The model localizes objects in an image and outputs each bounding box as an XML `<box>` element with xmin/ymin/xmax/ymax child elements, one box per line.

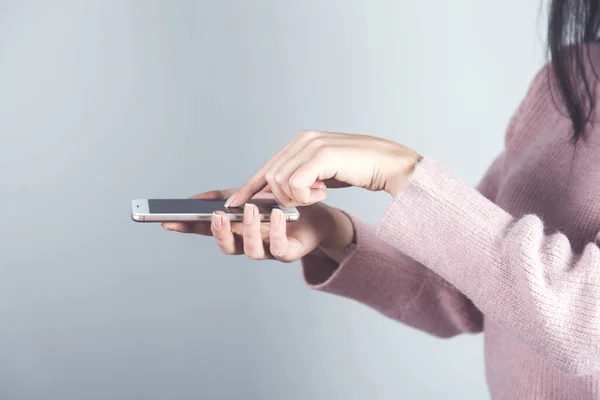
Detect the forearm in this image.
<box><xmin>316</xmin><ymin>205</ymin><xmax>356</xmax><ymax>264</ymax></box>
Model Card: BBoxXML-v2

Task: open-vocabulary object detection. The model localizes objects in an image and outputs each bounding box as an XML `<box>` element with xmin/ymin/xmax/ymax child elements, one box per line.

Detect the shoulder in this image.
<box><xmin>521</xmin><ymin>42</ymin><xmax>600</xmax><ymax>101</ymax></box>
<box><xmin>506</xmin><ymin>43</ymin><xmax>600</xmax><ymax>150</ymax></box>
<box><xmin>503</xmin><ymin>62</ymin><xmax>554</xmax><ymax>152</ymax></box>
<box><xmin>505</xmin><ymin>43</ymin><xmax>600</xmax><ymax>153</ymax></box>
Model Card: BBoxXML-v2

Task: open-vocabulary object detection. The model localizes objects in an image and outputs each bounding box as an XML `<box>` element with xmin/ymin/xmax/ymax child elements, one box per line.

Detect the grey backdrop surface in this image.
<box><xmin>0</xmin><ymin>1</ymin><xmax>544</xmax><ymax>399</ymax></box>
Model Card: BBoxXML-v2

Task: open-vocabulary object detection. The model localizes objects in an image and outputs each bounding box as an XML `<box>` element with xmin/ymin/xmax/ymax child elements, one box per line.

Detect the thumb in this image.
<box><xmin>268</xmin><ymin>209</ymin><xmax>321</xmax><ymax>262</ymax></box>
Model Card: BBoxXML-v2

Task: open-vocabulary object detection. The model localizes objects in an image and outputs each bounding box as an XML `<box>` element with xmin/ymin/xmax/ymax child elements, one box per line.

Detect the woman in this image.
<box><xmin>163</xmin><ymin>1</ymin><xmax>600</xmax><ymax>398</ymax></box>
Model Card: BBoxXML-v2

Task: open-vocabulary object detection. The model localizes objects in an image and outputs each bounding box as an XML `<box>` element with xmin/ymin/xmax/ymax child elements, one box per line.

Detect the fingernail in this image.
<box><xmin>271</xmin><ymin>209</ymin><xmax>283</xmax><ymax>226</ymax></box>
<box><xmin>244</xmin><ymin>203</ymin><xmax>256</xmax><ymax>224</ymax></box>
<box><xmin>162</xmin><ymin>223</ymin><xmax>174</xmax><ymax>231</ymax></box>
<box><xmin>224</xmin><ymin>195</ymin><xmax>236</xmax><ymax>208</ymax></box>
<box><xmin>212</xmin><ymin>212</ymin><xmax>222</xmax><ymax>229</ymax></box>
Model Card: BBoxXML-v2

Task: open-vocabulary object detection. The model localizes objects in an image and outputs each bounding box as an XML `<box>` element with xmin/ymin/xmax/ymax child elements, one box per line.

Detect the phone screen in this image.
<box><xmin>147</xmin><ymin>199</ymin><xmax>282</xmax><ymax>214</ymax></box>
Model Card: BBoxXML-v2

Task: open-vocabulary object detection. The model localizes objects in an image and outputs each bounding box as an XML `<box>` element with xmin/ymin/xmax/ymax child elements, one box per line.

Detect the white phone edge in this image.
<box><xmin>130</xmin><ymin>199</ymin><xmax>300</xmax><ymax>223</ymax></box>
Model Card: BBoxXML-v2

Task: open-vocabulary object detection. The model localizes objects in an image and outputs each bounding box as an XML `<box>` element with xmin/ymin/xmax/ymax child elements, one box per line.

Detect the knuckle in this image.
<box><xmin>315</xmin><ymin>137</ymin><xmax>328</xmax><ymax>147</ymax></box>
<box><xmin>214</xmin><ymin>237</ymin><xmax>235</xmax><ymax>255</ymax></box>
<box><xmin>219</xmin><ymin>246</ymin><xmax>236</xmax><ymax>256</ymax></box>
<box><xmin>302</xmin><ymin>130</ymin><xmax>321</xmax><ymax>141</ymax></box>
<box><xmin>243</xmin><ymin>235</ymin><xmax>259</xmax><ymax>246</ymax></box>
<box><xmin>243</xmin><ymin>240</ymin><xmax>256</xmax><ymax>251</ymax></box>
<box><xmin>243</xmin><ymin>225</ymin><xmax>260</xmax><ymax>236</ymax></box>
<box><xmin>271</xmin><ymin>249</ymin><xmax>286</xmax><ymax>260</ymax></box>
<box><xmin>269</xmin><ymin>231</ymin><xmax>286</xmax><ymax>241</ymax></box>
<box><xmin>265</xmin><ymin>171</ymin><xmax>276</xmax><ymax>185</ymax></box>
<box><xmin>214</xmin><ymin>236</ymin><xmax>231</xmax><ymax>248</ymax></box>
<box><xmin>275</xmin><ymin>253</ymin><xmax>294</xmax><ymax>263</ymax></box>
<box><xmin>289</xmin><ymin>186</ymin><xmax>310</xmax><ymax>205</ymax></box>
<box><xmin>288</xmin><ymin>175</ymin><xmax>303</xmax><ymax>189</ymax></box>
<box><xmin>274</xmin><ymin>172</ymin><xmax>287</xmax><ymax>185</ymax></box>
<box><xmin>296</xmin><ymin>131</ymin><xmax>307</xmax><ymax>139</ymax></box>
<box><xmin>242</xmin><ymin>231</ymin><xmax>262</xmax><ymax>244</ymax></box>
<box><xmin>230</xmin><ymin>224</ymin><xmax>243</xmax><ymax>235</ymax></box>
<box><xmin>317</xmin><ymin>145</ymin><xmax>332</xmax><ymax>158</ymax></box>
<box><xmin>278</xmin><ymin>198</ymin><xmax>294</xmax><ymax>207</ymax></box>
<box><xmin>245</xmin><ymin>251</ymin><xmax>263</xmax><ymax>260</ymax></box>
<box><xmin>307</xmin><ymin>137</ymin><xmax>326</xmax><ymax>150</ymax></box>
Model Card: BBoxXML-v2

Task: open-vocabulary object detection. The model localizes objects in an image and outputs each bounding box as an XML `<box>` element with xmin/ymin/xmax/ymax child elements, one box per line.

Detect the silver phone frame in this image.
<box><xmin>131</xmin><ymin>199</ymin><xmax>300</xmax><ymax>223</ymax></box>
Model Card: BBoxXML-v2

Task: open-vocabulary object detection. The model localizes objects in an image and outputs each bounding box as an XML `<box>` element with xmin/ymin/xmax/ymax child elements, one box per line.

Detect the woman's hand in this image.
<box><xmin>162</xmin><ymin>189</ymin><xmax>355</xmax><ymax>264</ymax></box>
<box><xmin>225</xmin><ymin>131</ymin><xmax>421</xmax><ymax>208</ymax></box>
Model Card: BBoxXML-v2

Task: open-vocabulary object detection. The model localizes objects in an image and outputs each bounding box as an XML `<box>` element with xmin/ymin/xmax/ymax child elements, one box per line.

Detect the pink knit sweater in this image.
<box><xmin>302</xmin><ymin>53</ymin><xmax>600</xmax><ymax>398</ymax></box>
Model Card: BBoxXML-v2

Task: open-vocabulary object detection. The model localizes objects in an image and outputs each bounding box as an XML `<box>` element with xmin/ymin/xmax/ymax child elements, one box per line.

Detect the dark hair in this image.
<box><xmin>548</xmin><ymin>0</ymin><xmax>600</xmax><ymax>141</ymax></box>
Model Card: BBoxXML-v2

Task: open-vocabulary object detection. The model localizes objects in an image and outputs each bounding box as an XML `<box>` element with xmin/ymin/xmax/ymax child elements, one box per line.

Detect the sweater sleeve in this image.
<box><xmin>377</xmin><ymin>157</ymin><xmax>600</xmax><ymax>376</ymax></box>
<box><xmin>299</xmin><ymin>153</ymin><xmax>509</xmax><ymax>337</ymax></box>
<box><xmin>302</xmin><ymin>217</ymin><xmax>483</xmax><ymax>338</ymax></box>
<box><xmin>300</xmin><ymin>142</ymin><xmax>508</xmax><ymax>339</ymax></box>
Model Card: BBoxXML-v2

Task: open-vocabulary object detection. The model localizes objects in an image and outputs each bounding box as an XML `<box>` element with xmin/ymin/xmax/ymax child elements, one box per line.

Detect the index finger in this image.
<box><xmin>225</xmin><ymin>133</ymin><xmax>308</xmax><ymax>207</ymax></box>
<box><xmin>190</xmin><ymin>189</ymin><xmax>237</xmax><ymax>200</ymax></box>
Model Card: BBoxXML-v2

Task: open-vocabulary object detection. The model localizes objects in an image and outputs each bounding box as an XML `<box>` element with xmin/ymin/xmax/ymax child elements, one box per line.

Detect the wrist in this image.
<box><xmin>317</xmin><ymin>206</ymin><xmax>355</xmax><ymax>264</ymax></box>
<box><xmin>384</xmin><ymin>151</ymin><xmax>423</xmax><ymax>198</ymax></box>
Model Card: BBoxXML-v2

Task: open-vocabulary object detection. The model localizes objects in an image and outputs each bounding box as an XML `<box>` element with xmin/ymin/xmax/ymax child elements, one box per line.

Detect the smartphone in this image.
<box><xmin>131</xmin><ymin>198</ymin><xmax>300</xmax><ymax>223</ymax></box>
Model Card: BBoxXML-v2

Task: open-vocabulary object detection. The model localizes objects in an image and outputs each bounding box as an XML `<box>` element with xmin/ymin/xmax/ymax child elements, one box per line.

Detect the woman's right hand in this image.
<box><xmin>161</xmin><ymin>189</ymin><xmax>355</xmax><ymax>264</ymax></box>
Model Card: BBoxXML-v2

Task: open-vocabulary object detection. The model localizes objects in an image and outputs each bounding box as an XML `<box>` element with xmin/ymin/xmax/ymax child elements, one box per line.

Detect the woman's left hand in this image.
<box><xmin>225</xmin><ymin>131</ymin><xmax>421</xmax><ymax>207</ymax></box>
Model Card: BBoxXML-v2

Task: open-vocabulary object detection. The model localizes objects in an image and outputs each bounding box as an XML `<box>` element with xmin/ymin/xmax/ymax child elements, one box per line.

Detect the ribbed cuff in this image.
<box><xmin>375</xmin><ymin>157</ymin><xmax>514</xmax><ymax>302</ymax></box>
<box><xmin>302</xmin><ymin>215</ymin><xmax>426</xmax><ymax>297</ymax></box>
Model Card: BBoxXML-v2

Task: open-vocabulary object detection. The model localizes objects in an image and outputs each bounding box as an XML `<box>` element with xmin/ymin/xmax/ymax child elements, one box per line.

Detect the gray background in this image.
<box><xmin>0</xmin><ymin>1</ymin><xmax>544</xmax><ymax>399</ymax></box>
